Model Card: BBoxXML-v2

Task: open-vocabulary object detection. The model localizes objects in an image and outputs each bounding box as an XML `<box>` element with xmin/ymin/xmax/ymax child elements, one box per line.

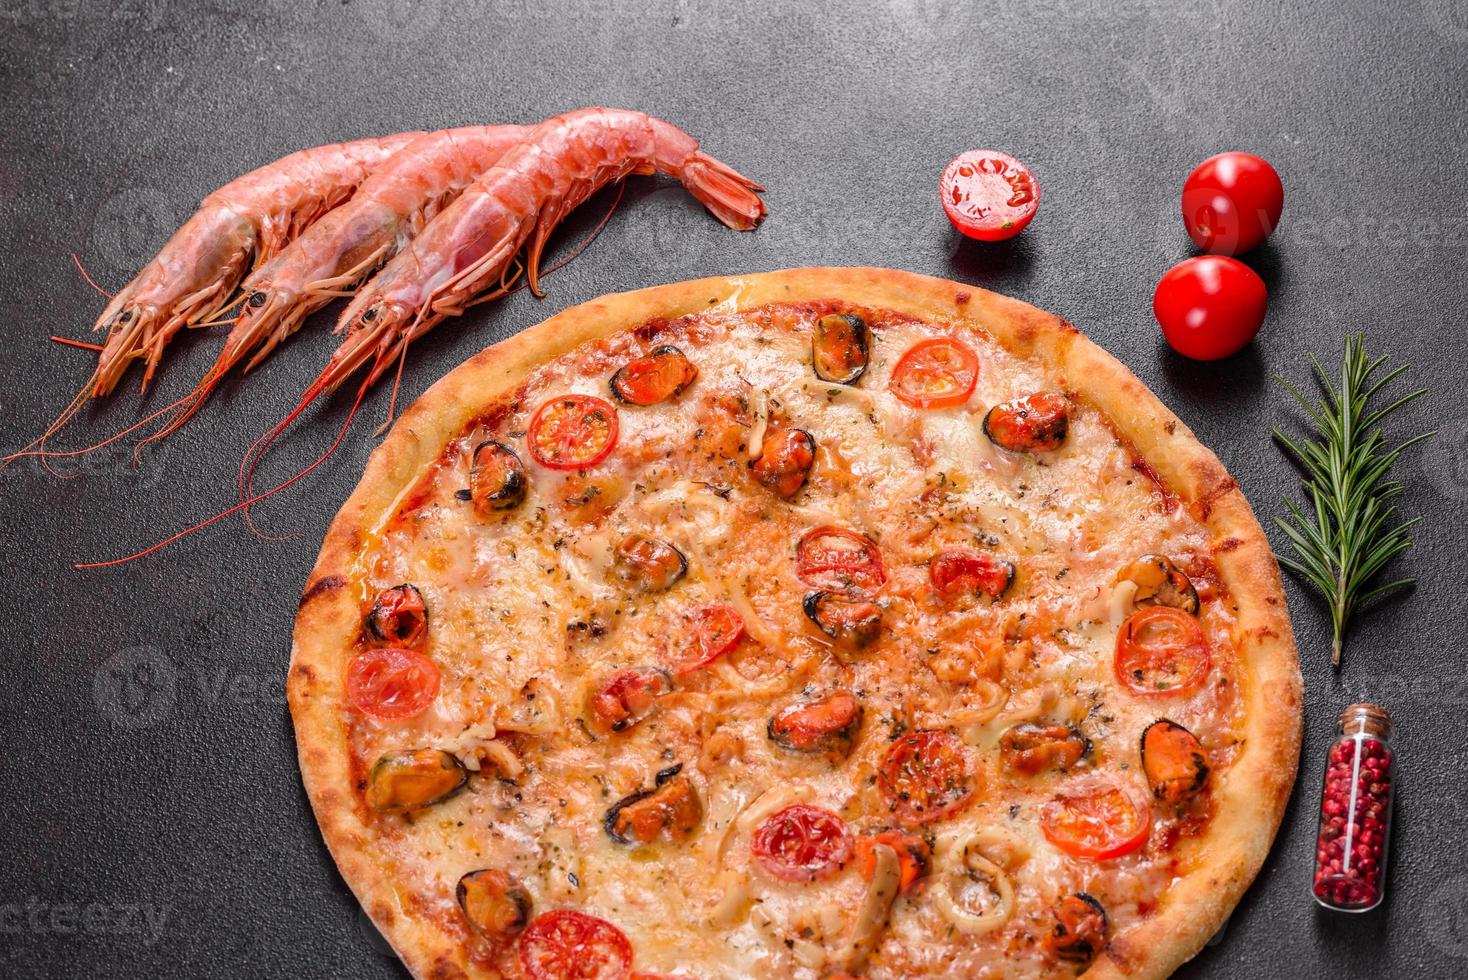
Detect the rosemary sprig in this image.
<box><xmin>1272</xmin><ymin>333</ymin><xmax>1432</xmax><ymax>668</ymax></box>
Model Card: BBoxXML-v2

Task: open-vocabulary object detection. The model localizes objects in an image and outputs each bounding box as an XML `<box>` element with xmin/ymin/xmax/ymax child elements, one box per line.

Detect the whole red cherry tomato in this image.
<box><xmin>940</xmin><ymin>150</ymin><xmax>1039</xmax><ymax>242</ymax></box>
<box><xmin>1153</xmin><ymin>256</ymin><xmax>1267</xmax><ymax>361</ymax></box>
<box><xmin>1181</xmin><ymin>152</ymin><xmax>1284</xmax><ymax>256</ymax></box>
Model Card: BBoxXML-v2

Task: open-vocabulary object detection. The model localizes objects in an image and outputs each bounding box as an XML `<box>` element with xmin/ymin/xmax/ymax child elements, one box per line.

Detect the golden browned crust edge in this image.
<box><xmin>288</xmin><ymin>267</ymin><xmax>1303</xmax><ymax>980</ymax></box>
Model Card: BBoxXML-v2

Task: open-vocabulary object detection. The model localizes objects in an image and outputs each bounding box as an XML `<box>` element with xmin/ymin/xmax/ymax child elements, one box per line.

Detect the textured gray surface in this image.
<box><xmin>1</xmin><ymin>0</ymin><xmax>1466</xmax><ymax>977</ymax></box>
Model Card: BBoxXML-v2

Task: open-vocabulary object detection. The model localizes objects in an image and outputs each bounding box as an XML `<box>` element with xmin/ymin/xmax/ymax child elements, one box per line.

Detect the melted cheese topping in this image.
<box><xmin>345</xmin><ymin>301</ymin><xmax>1244</xmax><ymax>978</ymax></box>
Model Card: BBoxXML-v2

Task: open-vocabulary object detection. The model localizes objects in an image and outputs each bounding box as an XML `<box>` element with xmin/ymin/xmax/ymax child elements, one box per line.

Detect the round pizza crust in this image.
<box><xmin>288</xmin><ymin>267</ymin><xmax>1304</xmax><ymax>980</ymax></box>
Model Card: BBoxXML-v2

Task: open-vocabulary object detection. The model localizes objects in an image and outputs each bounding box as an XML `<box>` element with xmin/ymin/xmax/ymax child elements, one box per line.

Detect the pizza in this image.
<box><xmin>288</xmin><ymin>268</ymin><xmax>1303</xmax><ymax>980</ymax></box>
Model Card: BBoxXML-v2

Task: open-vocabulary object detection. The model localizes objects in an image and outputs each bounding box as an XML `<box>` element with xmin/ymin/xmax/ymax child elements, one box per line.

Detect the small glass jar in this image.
<box><xmin>1312</xmin><ymin>703</ymin><xmax>1394</xmax><ymax>911</ymax></box>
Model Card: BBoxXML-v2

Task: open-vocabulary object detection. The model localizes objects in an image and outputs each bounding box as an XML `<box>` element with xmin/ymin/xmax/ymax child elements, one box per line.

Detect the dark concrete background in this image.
<box><xmin>2</xmin><ymin>0</ymin><xmax>1467</xmax><ymax>976</ymax></box>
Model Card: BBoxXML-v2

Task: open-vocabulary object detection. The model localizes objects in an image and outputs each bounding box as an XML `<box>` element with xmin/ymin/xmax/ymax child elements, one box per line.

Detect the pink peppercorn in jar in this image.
<box><xmin>1312</xmin><ymin>703</ymin><xmax>1394</xmax><ymax>912</ymax></box>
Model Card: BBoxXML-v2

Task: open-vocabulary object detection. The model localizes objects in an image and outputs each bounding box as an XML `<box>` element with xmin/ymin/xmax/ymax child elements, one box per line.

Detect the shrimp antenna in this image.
<box><xmin>50</xmin><ymin>336</ymin><xmax>105</xmax><ymax>352</ymax></box>
<box><xmin>5</xmin><ymin>384</ymin><xmax>206</xmax><ymax>467</ymax></box>
<box><xmin>133</xmin><ymin>361</ymin><xmax>228</xmax><ymax>452</ymax></box>
<box><xmin>73</xmin><ymin>381</ymin><xmax>370</xmax><ymax>569</ymax></box>
<box><xmin>374</xmin><ymin>342</ymin><xmax>412</xmax><ymax>437</ymax></box>
<box><xmin>71</xmin><ymin>253</ymin><xmax>114</xmax><ymax>300</ymax></box>
<box><xmin>235</xmin><ymin>364</ymin><xmax>345</xmax><ymax>540</ymax></box>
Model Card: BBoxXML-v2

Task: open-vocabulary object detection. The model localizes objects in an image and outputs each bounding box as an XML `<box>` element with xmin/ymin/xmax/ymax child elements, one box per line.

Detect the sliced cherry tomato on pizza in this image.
<box><xmin>751</xmin><ymin>804</ymin><xmax>852</xmax><ymax>883</ymax></box>
<box><xmin>1040</xmin><ymin>778</ymin><xmax>1152</xmax><ymax>860</ymax></box>
<box><xmin>928</xmin><ymin>549</ymin><xmax>1014</xmax><ymax>600</ymax></box>
<box><xmin>367</xmin><ymin>583</ymin><xmax>427</xmax><ymax>647</ymax></box>
<box><xmin>889</xmin><ymin>338</ymin><xmax>979</xmax><ymax>409</ymax></box>
<box><xmin>527</xmin><ymin>394</ymin><xmax>620</xmax><ymax>470</ymax></box>
<box><xmin>610</xmin><ymin>345</ymin><xmax>698</xmax><ymax>406</ymax></box>
<box><xmin>517</xmin><ymin>909</ymin><xmax>633</xmax><ymax>980</ymax></box>
<box><xmin>670</xmin><ymin>603</ymin><xmax>745</xmax><ymax>674</ymax></box>
<box><xmin>346</xmin><ymin>647</ymin><xmax>440</xmax><ymax>720</ymax></box>
<box><xmin>1115</xmin><ymin>606</ymin><xmax>1212</xmax><ymax>697</ymax></box>
<box><xmin>940</xmin><ymin>150</ymin><xmax>1040</xmax><ymax>242</ymax></box>
<box><xmin>877</xmin><ymin>730</ymin><xmax>975</xmax><ymax>826</ymax></box>
<box><xmin>795</xmin><ymin>525</ymin><xmax>887</xmax><ymax>594</ymax></box>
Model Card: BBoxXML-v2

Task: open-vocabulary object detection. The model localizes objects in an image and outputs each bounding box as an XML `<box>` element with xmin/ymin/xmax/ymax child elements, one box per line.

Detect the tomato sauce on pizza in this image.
<box><xmin>292</xmin><ymin>271</ymin><xmax>1299</xmax><ymax>980</ymax></box>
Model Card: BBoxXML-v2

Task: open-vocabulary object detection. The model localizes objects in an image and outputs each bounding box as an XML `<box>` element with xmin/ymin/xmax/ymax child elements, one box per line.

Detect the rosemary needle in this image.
<box><xmin>1272</xmin><ymin>333</ymin><xmax>1432</xmax><ymax>668</ymax></box>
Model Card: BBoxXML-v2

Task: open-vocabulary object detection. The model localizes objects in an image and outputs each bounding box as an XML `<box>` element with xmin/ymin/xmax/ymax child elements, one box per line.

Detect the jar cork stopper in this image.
<box><xmin>1339</xmin><ymin>702</ymin><xmax>1391</xmax><ymax>738</ymax></box>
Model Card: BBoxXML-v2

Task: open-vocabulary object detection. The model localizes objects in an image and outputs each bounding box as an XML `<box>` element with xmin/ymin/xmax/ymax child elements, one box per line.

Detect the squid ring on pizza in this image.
<box><xmin>289</xmin><ymin>267</ymin><xmax>1302</xmax><ymax>980</ymax></box>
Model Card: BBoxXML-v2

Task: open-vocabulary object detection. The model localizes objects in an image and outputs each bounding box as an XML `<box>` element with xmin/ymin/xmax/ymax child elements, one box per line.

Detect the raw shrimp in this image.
<box><xmin>149</xmin><ymin>124</ymin><xmax>535</xmax><ymax>442</ymax></box>
<box><xmin>316</xmin><ymin>107</ymin><xmax>766</xmax><ymax>395</ymax></box>
<box><xmin>91</xmin><ymin>133</ymin><xmax>422</xmax><ymax>397</ymax></box>
<box><xmin>77</xmin><ymin>109</ymin><xmax>767</xmax><ymax>568</ymax></box>
<box><xmin>15</xmin><ymin>132</ymin><xmax>422</xmax><ymax>465</ymax></box>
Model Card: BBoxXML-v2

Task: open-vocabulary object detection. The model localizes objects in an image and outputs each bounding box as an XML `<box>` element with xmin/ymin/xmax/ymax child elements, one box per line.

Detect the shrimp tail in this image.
<box><xmin>678</xmin><ymin>151</ymin><xmax>768</xmax><ymax>232</ymax></box>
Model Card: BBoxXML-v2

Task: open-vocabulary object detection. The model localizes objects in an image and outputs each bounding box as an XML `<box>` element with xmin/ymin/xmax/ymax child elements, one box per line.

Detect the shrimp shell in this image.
<box><xmin>223</xmin><ymin>124</ymin><xmax>534</xmax><ymax>376</ymax></box>
<box><xmin>150</xmin><ymin>125</ymin><xmax>532</xmax><ymax>442</ymax></box>
<box><xmin>318</xmin><ymin>108</ymin><xmax>767</xmax><ymax>393</ymax></box>
<box><xmin>90</xmin><ymin>132</ymin><xmax>421</xmax><ymax>397</ymax></box>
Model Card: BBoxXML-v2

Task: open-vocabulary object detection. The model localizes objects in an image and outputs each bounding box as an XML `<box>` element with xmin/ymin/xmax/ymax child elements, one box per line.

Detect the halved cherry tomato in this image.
<box><xmin>517</xmin><ymin>909</ymin><xmax>633</xmax><ymax>980</ymax></box>
<box><xmin>1181</xmin><ymin>151</ymin><xmax>1284</xmax><ymax>256</ymax></box>
<box><xmin>367</xmin><ymin>583</ymin><xmax>427</xmax><ymax>647</ymax></box>
<box><xmin>928</xmin><ymin>549</ymin><xmax>1014</xmax><ymax>600</ymax></box>
<box><xmin>854</xmin><ymin>831</ymin><xmax>930</xmax><ymax>894</ymax></box>
<box><xmin>1115</xmin><ymin>606</ymin><xmax>1211</xmax><ymax>697</ymax></box>
<box><xmin>610</xmin><ymin>345</ymin><xmax>698</xmax><ymax>406</ymax></box>
<box><xmin>1153</xmin><ymin>256</ymin><xmax>1267</xmax><ymax>361</ymax></box>
<box><xmin>940</xmin><ymin>150</ymin><xmax>1040</xmax><ymax>242</ymax></box>
<box><xmin>669</xmin><ymin>603</ymin><xmax>745</xmax><ymax>674</ymax></box>
<box><xmin>751</xmin><ymin>804</ymin><xmax>852</xmax><ymax>882</ymax></box>
<box><xmin>527</xmin><ymin>394</ymin><xmax>620</xmax><ymax>470</ymax></box>
<box><xmin>877</xmin><ymin>730</ymin><xmax>975</xmax><ymax>827</ymax></box>
<box><xmin>346</xmin><ymin>647</ymin><xmax>440</xmax><ymax>720</ymax></box>
<box><xmin>889</xmin><ymin>338</ymin><xmax>979</xmax><ymax>409</ymax></box>
<box><xmin>795</xmin><ymin>526</ymin><xmax>887</xmax><ymax>594</ymax></box>
<box><xmin>1040</xmin><ymin>778</ymin><xmax>1152</xmax><ymax>860</ymax></box>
